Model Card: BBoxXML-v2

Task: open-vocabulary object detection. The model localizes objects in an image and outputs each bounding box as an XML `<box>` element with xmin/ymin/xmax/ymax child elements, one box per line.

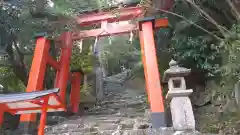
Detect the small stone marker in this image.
<box><xmin>163</xmin><ymin>59</ymin><xmax>195</xmax><ymax>131</ymax></box>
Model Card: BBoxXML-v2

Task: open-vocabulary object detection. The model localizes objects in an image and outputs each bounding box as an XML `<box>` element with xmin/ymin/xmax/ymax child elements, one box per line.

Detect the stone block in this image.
<box><xmin>166</xmin><ymin>89</ymin><xmax>193</xmax><ymax>99</ymax></box>
<box><xmin>170</xmin><ymin>97</ymin><xmax>195</xmax><ymax>130</ymax></box>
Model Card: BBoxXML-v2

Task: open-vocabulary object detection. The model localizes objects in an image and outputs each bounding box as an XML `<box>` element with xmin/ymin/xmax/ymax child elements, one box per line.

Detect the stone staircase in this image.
<box><xmin>45</xmin><ymin>85</ymin><xmax>152</xmax><ymax>134</ymax></box>
<box><xmin>44</xmin><ymin>71</ymin><xmax>202</xmax><ymax>135</ymax></box>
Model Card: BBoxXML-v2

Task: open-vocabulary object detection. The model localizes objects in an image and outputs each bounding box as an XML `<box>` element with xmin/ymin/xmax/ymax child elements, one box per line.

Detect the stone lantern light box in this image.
<box><xmin>163</xmin><ymin>59</ymin><xmax>193</xmax><ymax>99</ymax></box>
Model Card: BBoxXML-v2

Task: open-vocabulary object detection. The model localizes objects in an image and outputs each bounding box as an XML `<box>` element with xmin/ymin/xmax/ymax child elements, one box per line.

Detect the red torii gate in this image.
<box><xmin>0</xmin><ymin>5</ymin><xmax>170</xmax><ymax>135</ymax></box>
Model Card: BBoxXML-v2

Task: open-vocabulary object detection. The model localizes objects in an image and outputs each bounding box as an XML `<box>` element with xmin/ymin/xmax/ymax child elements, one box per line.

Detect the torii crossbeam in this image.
<box><xmin>0</xmin><ymin>5</ymin><xmax>171</xmax><ymax>135</ymax></box>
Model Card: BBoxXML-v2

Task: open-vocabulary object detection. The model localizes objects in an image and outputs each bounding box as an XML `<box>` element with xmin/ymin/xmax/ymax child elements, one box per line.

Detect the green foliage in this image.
<box><xmin>0</xmin><ymin>3</ymin><xmax>26</xmax><ymax>91</ymax></box>
<box><xmin>216</xmin><ymin>24</ymin><xmax>240</xmax><ymax>92</ymax></box>
<box><xmin>0</xmin><ymin>67</ymin><xmax>25</xmax><ymax>93</ymax></box>
<box><xmin>100</xmin><ymin>35</ymin><xmax>141</xmax><ymax>75</ymax></box>
<box><xmin>0</xmin><ymin>0</ymin><xmax>103</xmax><ymax>91</ymax></box>
<box><xmin>70</xmin><ymin>41</ymin><xmax>96</xmax><ymax>73</ymax></box>
<box><xmin>170</xmin><ymin>36</ymin><xmax>221</xmax><ymax>77</ymax></box>
<box><xmin>54</xmin><ymin>0</ymin><xmax>99</xmax><ymax>14</ymax></box>
<box><xmin>0</xmin><ymin>4</ymin><xmax>21</xmax><ymax>48</ymax></box>
<box><xmin>165</xmin><ymin>0</ymin><xmax>239</xmax><ymax>81</ymax></box>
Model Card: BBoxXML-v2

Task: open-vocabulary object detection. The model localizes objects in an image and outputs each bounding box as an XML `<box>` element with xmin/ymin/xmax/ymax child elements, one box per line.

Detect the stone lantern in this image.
<box><xmin>163</xmin><ymin>59</ymin><xmax>195</xmax><ymax>131</ymax></box>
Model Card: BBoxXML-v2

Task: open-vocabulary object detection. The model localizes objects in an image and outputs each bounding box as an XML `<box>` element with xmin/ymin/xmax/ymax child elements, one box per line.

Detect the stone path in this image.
<box><xmin>45</xmin><ymin>80</ymin><xmax>160</xmax><ymax>134</ymax></box>
<box><xmin>44</xmin><ymin>71</ymin><xmax>202</xmax><ymax>135</ymax></box>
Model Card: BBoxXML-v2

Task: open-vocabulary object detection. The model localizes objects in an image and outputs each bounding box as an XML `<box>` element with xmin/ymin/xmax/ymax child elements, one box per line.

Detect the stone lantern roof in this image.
<box><xmin>163</xmin><ymin>59</ymin><xmax>191</xmax><ymax>83</ymax></box>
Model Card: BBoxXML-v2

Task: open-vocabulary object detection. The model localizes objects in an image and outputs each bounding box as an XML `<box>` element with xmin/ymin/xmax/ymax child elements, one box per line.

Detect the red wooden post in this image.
<box><xmin>38</xmin><ymin>96</ymin><xmax>49</xmax><ymax>135</ymax></box>
<box><xmin>0</xmin><ymin>104</ymin><xmax>4</xmax><ymax>126</ymax></box>
<box><xmin>19</xmin><ymin>34</ymin><xmax>50</xmax><ymax>133</ymax></box>
<box><xmin>56</xmin><ymin>32</ymin><xmax>73</xmax><ymax>103</ymax></box>
<box><xmin>0</xmin><ymin>112</ymin><xmax>3</xmax><ymax>126</ymax></box>
<box><xmin>75</xmin><ymin>7</ymin><xmax>144</xmax><ymax>26</ymax></box>
<box><xmin>139</xmin><ymin>17</ymin><xmax>167</xmax><ymax>128</ymax></box>
<box><xmin>70</xmin><ymin>19</ymin><xmax>168</xmax><ymax>40</ymax></box>
<box><xmin>70</xmin><ymin>72</ymin><xmax>82</xmax><ymax>113</ymax></box>
<box><xmin>0</xmin><ymin>104</ymin><xmax>12</xmax><ymax>127</ymax></box>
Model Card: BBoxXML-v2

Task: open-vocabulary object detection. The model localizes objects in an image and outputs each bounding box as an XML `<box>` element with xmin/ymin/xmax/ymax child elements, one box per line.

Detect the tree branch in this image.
<box><xmin>185</xmin><ymin>0</ymin><xmax>231</xmax><ymax>37</ymax></box>
<box><xmin>226</xmin><ymin>0</ymin><xmax>240</xmax><ymax>21</ymax></box>
<box><xmin>161</xmin><ymin>8</ymin><xmax>222</xmax><ymax>41</ymax></box>
<box><xmin>139</xmin><ymin>1</ymin><xmax>223</xmax><ymax>41</ymax></box>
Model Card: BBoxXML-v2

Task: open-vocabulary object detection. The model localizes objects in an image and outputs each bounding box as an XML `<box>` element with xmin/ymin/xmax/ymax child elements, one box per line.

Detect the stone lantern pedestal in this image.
<box><xmin>163</xmin><ymin>60</ymin><xmax>195</xmax><ymax>131</ymax></box>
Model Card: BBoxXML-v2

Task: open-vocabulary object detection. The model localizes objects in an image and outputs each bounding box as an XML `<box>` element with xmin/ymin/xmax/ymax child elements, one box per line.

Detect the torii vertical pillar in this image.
<box><xmin>56</xmin><ymin>32</ymin><xmax>73</xmax><ymax>103</ymax></box>
<box><xmin>19</xmin><ymin>33</ymin><xmax>50</xmax><ymax>134</ymax></box>
<box><xmin>139</xmin><ymin>17</ymin><xmax>166</xmax><ymax>128</ymax></box>
<box><xmin>0</xmin><ymin>104</ymin><xmax>7</xmax><ymax>127</ymax></box>
<box><xmin>70</xmin><ymin>70</ymin><xmax>82</xmax><ymax>113</ymax></box>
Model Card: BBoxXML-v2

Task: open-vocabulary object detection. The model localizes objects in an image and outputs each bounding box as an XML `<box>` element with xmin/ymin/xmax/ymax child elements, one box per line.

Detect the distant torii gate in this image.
<box><xmin>2</xmin><ymin>6</ymin><xmax>170</xmax><ymax>135</ymax></box>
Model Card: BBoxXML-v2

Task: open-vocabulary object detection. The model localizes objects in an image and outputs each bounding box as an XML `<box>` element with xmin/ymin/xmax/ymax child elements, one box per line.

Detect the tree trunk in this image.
<box><xmin>95</xmin><ymin>66</ymin><xmax>104</xmax><ymax>102</ymax></box>
<box><xmin>30</xmin><ymin>0</ymin><xmax>46</xmax><ymax>18</ymax></box>
<box><xmin>35</xmin><ymin>0</ymin><xmax>45</xmax><ymax>14</ymax></box>
<box><xmin>6</xmin><ymin>36</ymin><xmax>28</xmax><ymax>86</ymax></box>
<box><xmin>83</xmin><ymin>75</ymin><xmax>88</xmax><ymax>91</ymax></box>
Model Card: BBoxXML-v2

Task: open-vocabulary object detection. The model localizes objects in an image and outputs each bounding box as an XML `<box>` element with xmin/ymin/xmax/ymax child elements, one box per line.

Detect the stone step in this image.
<box><xmin>45</xmin><ymin>127</ymin><xmax>205</xmax><ymax>135</ymax></box>
<box><xmin>45</xmin><ymin>115</ymin><xmax>152</xmax><ymax>134</ymax></box>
